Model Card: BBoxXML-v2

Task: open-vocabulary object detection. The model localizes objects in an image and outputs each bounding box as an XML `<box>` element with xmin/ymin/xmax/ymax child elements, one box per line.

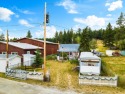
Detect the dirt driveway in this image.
<box><xmin>0</xmin><ymin>78</ymin><xmax>80</xmax><ymax>94</ymax></box>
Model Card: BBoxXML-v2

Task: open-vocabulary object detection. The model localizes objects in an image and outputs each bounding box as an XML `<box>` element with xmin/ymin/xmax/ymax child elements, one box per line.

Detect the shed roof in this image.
<box><xmin>16</xmin><ymin>38</ymin><xmax>58</xmax><ymax>45</ymax></box>
<box><xmin>79</xmin><ymin>52</ymin><xmax>101</xmax><ymax>60</ymax></box>
<box><xmin>0</xmin><ymin>54</ymin><xmax>21</xmax><ymax>59</ymax></box>
<box><xmin>0</xmin><ymin>41</ymin><xmax>43</xmax><ymax>50</ymax></box>
<box><xmin>58</xmin><ymin>44</ymin><xmax>79</xmax><ymax>52</ymax></box>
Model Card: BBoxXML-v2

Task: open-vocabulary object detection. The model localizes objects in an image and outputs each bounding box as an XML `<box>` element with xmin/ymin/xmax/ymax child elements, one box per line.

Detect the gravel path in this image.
<box><xmin>0</xmin><ymin>78</ymin><xmax>80</xmax><ymax>94</ymax></box>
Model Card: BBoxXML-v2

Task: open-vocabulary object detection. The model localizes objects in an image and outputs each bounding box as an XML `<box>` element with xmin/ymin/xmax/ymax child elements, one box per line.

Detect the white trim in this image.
<box><xmin>27</xmin><ymin>51</ymin><xmax>30</xmax><ymax>54</ymax></box>
<box><xmin>2</xmin><ymin>52</ymin><xmax>7</xmax><ymax>54</ymax></box>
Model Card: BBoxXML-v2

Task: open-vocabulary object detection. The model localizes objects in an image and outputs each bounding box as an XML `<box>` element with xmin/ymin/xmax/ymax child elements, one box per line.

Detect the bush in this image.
<box><xmin>69</xmin><ymin>59</ymin><xmax>79</xmax><ymax>65</ymax></box>
<box><xmin>46</xmin><ymin>54</ymin><xmax>57</xmax><ymax>60</ymax></box>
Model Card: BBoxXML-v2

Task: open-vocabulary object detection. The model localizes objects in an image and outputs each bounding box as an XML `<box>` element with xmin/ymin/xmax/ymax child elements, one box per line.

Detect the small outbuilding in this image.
<box><xmin>0</xmin><ymin>41</ymin><xmax>43</xmax><ymax>63</ymax></box>
<box><xmin>14</xmin><ymin>38</ymin><xmax>59</xmax><ymax>55</ymax></box>
<box><xmin>0</xmin><ymin>54</ymin><xmax>21</xmax><ymax>72</ymax></box>
<box><xmin>57</xmin><ymin>44</ymin><xmax>79</xmax><ymax>60</ymax></box>
<box><xmin>79</xmin><ymin>52</ymin><xmax>101</xmax><ymax>75</ymax></box>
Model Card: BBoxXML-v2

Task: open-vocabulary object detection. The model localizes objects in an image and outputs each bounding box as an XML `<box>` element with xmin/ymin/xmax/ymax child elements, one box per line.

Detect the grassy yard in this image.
<box><xmin>102</xmin><ymin>56</ymin><xmax>125</xmax><ymax>88</ymax></box>
<box><xmin>1</xmin><ymin>60</ymin><xmax>125</xmax><ymax>94</ymax></box>
<box><xmin>38</xmin><ymin>60</ymin><xmax>125</xmax><ymax>94</ymax></box>
<box><xmin>1</xmin><ymin>40</ymin><xmax>125</xmax><ymax>93</ymax></box>
<box><xmin>96</xmin><ymin>40</ymin><xmax>108</xmax><ymax>53</ymax></box>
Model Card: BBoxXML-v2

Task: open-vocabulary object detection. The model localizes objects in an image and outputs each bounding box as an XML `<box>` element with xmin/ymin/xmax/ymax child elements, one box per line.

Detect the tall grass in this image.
<box><xmin>101</xmin><ymin>60</ymin><xmax>115</xmax><ymax>76</ymax></box>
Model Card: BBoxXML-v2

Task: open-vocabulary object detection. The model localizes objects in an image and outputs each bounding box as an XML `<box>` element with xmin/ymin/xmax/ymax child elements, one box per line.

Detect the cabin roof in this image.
<box><xmin>79</xmin><ymin>52</ymin><xmax>101</xmax><ymax>60</ymax></box>
<box><xmin>0</xmin><ymin>54</ymin><xmax>21</xmax><ymax>59</ymax></box>
<box><xmin>58</xmin><ymin>44</ymin><xmax>80</xmax><ymax>52</ymax></box>
<box><xmin>0</xmin><ymin>41</ymin><xmax>43</xmax><ymax>50</ymax></box>
<box><xmin>15</xmin><ymin>37</ymin><xmax>58</xmax><ymax>45</ymax></box>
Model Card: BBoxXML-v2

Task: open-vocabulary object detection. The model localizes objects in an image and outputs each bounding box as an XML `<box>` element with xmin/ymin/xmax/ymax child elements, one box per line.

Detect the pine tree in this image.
<box><xmin>33</xmin><ymin>49</ymin><xmax>43</xmax><ymax>68</ymax></box>
<box><xmin>63</xmin><ymin>30</ymin><xmax>67</xmax><ymax>43</ymax></box>
<box><xmin>116</xmin><ymin>12</ymin><xmax>125</xmax><ymax>27</ymax></box>
<box><xmin>89</xmin><ymin>39</ymin><xmax>97</xmax><ymax>50</ymax></box>
<box><xmin>54</xmin><ymin>31</ymin><xmax>59</xmax><ymax>43</ymax></box>
<box><xmin>103</xmin><ymin>23</ymin><xmax>114</xmax><ymax>49</ymax></box>
<box><xmin>26</xmin><ymin>30</ymin><xmax>32</xmax><ymax>38</ymax></box>
<box><xmin>59</xmin><ymin>31</ymin><xmax>63</xmax><ymax>43</ymax></box>
<box><xmin>79</xmin><ymin>27</ymin><xmax>91</xmax><ymax>52</ymax></box>
<box><xmin>0</xmin><ymin>33</ymin><xmax>5</xmax><ymax>41</ymax></box>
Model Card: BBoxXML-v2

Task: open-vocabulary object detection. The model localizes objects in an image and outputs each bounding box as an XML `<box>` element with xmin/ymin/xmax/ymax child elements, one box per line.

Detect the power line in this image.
<box><xmin>0</xmin><ymin>22</ymin><xmax>42</xmax><ymax>27</ymax></box>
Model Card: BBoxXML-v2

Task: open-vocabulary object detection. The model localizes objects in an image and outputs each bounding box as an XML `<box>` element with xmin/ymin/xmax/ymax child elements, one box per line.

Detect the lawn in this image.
<box><xmin>102</xmin><ymin>56</ymin><xmax>125</xmax><ymax>88</ymax></box>
<box><xmin>96</xmin><ymin>40</ymin><xmax>108</xmax><ymax>53</ymax></box>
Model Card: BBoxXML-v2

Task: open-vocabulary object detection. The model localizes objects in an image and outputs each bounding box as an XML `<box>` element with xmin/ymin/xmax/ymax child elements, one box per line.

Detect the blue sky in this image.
<box><xmin>0</xmin><ymin>0</ymin><xmax>124</xmax><ymax>38</ymax></box>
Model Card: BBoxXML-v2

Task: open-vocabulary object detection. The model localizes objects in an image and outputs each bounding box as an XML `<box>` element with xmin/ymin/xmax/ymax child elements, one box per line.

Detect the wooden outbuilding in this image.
<box><xmin>0</xmin><ymin>41</ymin><xmax>43</xmax><ymax>62</ymax></box>
<box><xmin>15</xmin><ymin>38</ymin><xmax>59</xmax><ymax>55</ymax></box>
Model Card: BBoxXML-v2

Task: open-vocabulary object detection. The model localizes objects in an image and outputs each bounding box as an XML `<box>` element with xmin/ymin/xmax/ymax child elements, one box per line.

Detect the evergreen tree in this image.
<box><xmin>63</xmin><ymin>30</ymin><xmax>67</xmax><ymax>43</ymax></box>
<box><xmin>70</xmin><ymin>28</ymin><xmax>74</xmax><ymax>43</ymax></box>
<box><xmin>32</xmin><ymin>49</ymin><xmax>43</xmax><ymax>68</ymax></box>
<box><xmin>116</xmin><ymin>12</ymin><xmax>125</xmax><ymax>27</ymax></box>
<box><xmin>26</xmin><ymin>30</ymin><xmax>32</xmax><ymax>38</ymax></box>
<box><xmin>54</xmin><ymin>31</ymin><xmax>59</xmax><ymax>43</ymax></box>
<box><xmin>103</xmin><ymin>23</ymin><xmax>114</xmax><ymax>49</ymax></box>
<box><xmin>89</xmin><ymin>39</ymin><xmax>97</xmax><ymax>50</ymax></box>
<box><xmin>75</xmin><ymin>36</ymin><xmax>81</xmax><ymax>44</ymax></box>
<box><xmin>58</xmin><ymin>31</ymin><xmax>63</xmax><ymax>43</ymax></box>
<box><xmin>0</xmin><ymin>33</ymin><xmax>5</xmax><ymax>41</ymax></box>
<box><xmin>79</xmin><ymin>27</ymin><xmax>91</xmax><ymax>52</ymax></box>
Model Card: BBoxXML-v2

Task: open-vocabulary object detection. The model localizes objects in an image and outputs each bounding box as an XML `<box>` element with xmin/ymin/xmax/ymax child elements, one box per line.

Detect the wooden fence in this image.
<box><xmin>79</xmin><ymin>74</ymin><xmax>118</xmax><ymax>87</ymax></box>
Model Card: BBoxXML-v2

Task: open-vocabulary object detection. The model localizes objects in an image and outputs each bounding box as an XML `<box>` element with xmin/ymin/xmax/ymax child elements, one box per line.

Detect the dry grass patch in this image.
<box><xmin>37</xmin><ymin>60</ymin><xmax>125</xmax><ymax>94</ymax></box>
<box><xmin>1</xmin><ymin>59</ymin><xmax>125</xmax><ymax>94</ymax></box>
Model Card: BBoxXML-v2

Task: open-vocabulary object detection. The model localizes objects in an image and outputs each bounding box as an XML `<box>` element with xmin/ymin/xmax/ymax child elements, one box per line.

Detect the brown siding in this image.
<box><xmin>0</xmin><ymin>42</ymin><xmax>24</xmax><ymax>57</ymax></box>
<box><xmin>16</xmin><ymin>38</ymin><xmax>58</xmax><ymax>55</ymax></box>
<box><xmin>0</xmin><ymin>43</ymin><xmax>43</xmax><ymax>62</ymax></box>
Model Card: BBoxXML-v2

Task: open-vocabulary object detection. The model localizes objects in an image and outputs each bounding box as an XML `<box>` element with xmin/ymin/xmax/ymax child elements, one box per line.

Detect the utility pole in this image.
<box><xmin>43</xmin><ymin>2</ymin><xmax>47</xmax><ymax>81</ymax></box>
<box><xmin>6</xmin><ymin>30</ymin><xmax>9</xmax><ymax>68</ymax></box>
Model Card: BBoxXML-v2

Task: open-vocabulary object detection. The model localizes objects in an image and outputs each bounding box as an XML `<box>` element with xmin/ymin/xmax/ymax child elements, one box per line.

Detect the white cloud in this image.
<box><xmin>74</xmin><ymin>15</ymin><xmax>106</xmax><ymax>29</ymax></box>
<box><xmin>19</xmin><ymin>19</ymin><xmax>34</xmax><ymax>27</ymax></box>
<box><xmin>22</xmin><ymin>10</ymin><xmax>34</xmax><ymax>14</ymax></box>
<box><xmin>72</xmin><ymin>24</ymin><xmax>83</xmax><ymax>31</ymax></box>
<box><xmin>13</xmin><ymin>7</ymin><xmax>34</xmax><ymax>14</ymax></box>
<box><xmin>15</xmin><ymin>14</ymin><xmax>19</xmax><ymax>18</ymax></box>
<box><xmin>106</xmin><ymin>14</ymin><xmax>112</xmax><ymax>17</ymax></box>
<box><xmin>0</xmin><ymin>7</ymin><xmax>14</xmax><ymax>22</ymax></box>
<box><xmin>57</xmin><ymin>0</ymin><xmax>78</xmax><ymax>14</ymax></box>
<box><xmin>35</xmin><ymin>25</ymin><xmax>57</xmax><ymax>38</ymax></box>
<box><xmin>105</xmin><ymin>0</ymin><xmax>123</xmax><ymax>11</ymax></box>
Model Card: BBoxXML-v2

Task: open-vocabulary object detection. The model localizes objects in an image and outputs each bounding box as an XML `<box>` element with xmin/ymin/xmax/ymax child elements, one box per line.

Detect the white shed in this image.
<box><xmin>23</xmin><ymin>54</ymin><xmax>35</xmax><ymax>66</ymax></box>
<box><xmin>79</xmin><ymin>52</ymin><xmax>101</xmax><ymax>75</ymax></box>
<box><xmin>0</xmin><ymin>54</ymin><xmax>21</xmax><ymax>73</ymax></box>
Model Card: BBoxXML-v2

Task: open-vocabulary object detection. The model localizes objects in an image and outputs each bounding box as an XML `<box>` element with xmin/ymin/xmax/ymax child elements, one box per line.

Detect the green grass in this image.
<box><xmin>96</xmin><ymin>40</ymin><xmax>108</xmax><ymax>53</ymax></box>
<box><xmin>102</xmin><ymin>56</ymin><xmax>125</xmax><ymax>88</ymax></box>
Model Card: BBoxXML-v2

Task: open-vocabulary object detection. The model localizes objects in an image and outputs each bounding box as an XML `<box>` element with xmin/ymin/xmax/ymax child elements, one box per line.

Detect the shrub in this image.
<box><xmin>69</xmin><ymin>59</ymin><xmax>79</xmax><ymax>65</ymax></box>
<box><xmin>33</xmin><ymin>49</ymin><xmax>43</xmax><ymax>68</ymax></box>
<box><xmin>46</xmin><ymin>54</ymin><xmax>57</xmax><ymax>60</ymax></box>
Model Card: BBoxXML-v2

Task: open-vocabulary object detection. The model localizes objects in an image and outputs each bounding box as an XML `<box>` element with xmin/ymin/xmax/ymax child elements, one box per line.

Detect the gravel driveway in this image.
<box><xmin>0</xmin><ymin>78</ymin><xmax>79</xmax><ymax>94</ymax></box>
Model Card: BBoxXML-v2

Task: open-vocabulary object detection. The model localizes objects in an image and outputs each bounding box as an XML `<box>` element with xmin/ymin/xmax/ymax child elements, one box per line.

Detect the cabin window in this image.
<box><xmin>81</xmin><ymin>62</ymin><xmax>99</xmax><ymax>66</ymax></box>
<box><xmin>11</xmin><ymin>52</ymin><xmax>18</xmax><ymax>55</ymax></box>
<box><xmin>27</xmin><ymin>51</ymin><xmax>30</xmax><ymax>54</ymax></box>
<box><xmin>2</xmin><ymin>52</ymin><xmax>7</xmax><ymax>54</ymax></box>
